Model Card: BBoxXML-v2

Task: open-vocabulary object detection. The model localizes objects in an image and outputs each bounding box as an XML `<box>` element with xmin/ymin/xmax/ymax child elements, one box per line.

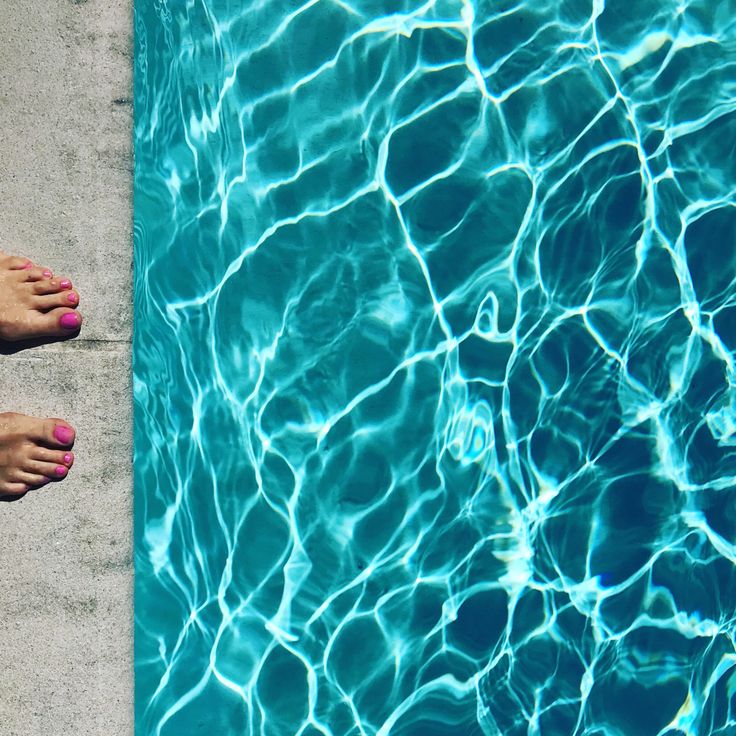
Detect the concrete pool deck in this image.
<box><xmin>0</xmin><ymin>2</ymin><xmax>133</xmax><ymax>734</ymax></box>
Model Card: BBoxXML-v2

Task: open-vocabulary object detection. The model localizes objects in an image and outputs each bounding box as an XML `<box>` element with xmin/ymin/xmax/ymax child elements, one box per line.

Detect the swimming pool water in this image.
<box><xmin>133</xmin><ymin>1</ymin><xmax>736</xmax><ymax>733</ymax></box>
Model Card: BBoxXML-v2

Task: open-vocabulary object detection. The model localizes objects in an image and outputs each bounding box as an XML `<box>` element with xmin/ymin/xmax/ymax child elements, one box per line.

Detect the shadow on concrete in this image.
<box><xmin>0</xmin><ymin>331</ymin><xmax>81</xmax><ymax>355</ymax></box>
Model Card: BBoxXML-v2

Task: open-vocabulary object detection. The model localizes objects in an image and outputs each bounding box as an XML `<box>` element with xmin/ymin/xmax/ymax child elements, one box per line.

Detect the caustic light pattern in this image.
<box><xmin>133</xmin><ymin>0</ymin><xmax>736</xmax><ymax>734</ymax></box>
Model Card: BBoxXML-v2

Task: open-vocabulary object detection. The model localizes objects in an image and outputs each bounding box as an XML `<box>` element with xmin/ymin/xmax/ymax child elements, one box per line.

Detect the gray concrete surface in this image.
<box><xmin>0</xmin><ymin>2</ymin><xmax>133</xmax><ymax>734</ymax></box>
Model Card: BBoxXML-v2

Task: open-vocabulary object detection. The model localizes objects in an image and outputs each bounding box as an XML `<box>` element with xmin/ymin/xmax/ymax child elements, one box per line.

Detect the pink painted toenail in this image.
<box><xmin>63</xmin><ymin>453</ymin><xmax>72</xmax><ymax>464</ymax></box>
<box><xmin>53</xmin><ymin>426</ymin><xmax>74</xmax><ymax>444</ymax></box>
<box><xmin>22</xmin><ymin>262</ymin><xmax>32</xmax><ymax>270</ymax></box>
<box><xmin>67</xmin><ymin>292</ymin><xmax>78</xmax><ymax>304</ymax></box>
<box><xmin>60</xmin><ymin>279</ymin><xmax>72</xmax><ymax>289</ymax></box>
<box><xmin>55</xmin><ymin>466</ymin><xmax>67</xmax><ymax>477</ymax></box>
<box><xmin>43</xmin><ymin>269</ymin><xmax>53</xmax><ymax>278</ymax></box>
<box><xmin>60</xmin><ymin>313</ymin><xmax>80</xmax><ymax>330</ymax></box>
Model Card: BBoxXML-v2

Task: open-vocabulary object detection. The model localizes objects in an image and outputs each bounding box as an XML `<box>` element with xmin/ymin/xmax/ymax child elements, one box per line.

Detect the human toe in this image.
<box><xmin>19</xmin><ymin>265</ymin><xmax>53</xmax><ymax>282</ymax></box>
<box><xmin>57</xmin><ymin>309</ymin><xmax>82</xmax><ymax>331</ymax></box>
<box><xmin>0</xmin><ymin>308</ymin><xmax>83</xmax><ymax>341</ymax></box>
<box><xmin>4</xmin><ymin>255</ymin><xmax>33</xmax><ymax>270</ymax></box>
<box><xmin>35</xmin><ymin>290</ymin><xmax>80</xmax><ymax>310</ymax></box>
<box><xmin>33</xmin><ymin>447</ymin><xmax>74</xmax><ymax>467</ymax></box>
<box><xmin>35</xmin><ymin>308</ymin><xmax>83</xmax><ymax>337</ymax></box>
<box><xmin>13</xmin><ymin>470</ymin><xmax>51</xmax><ymax>488</ymax></box>
<box><xmin>25</xmin><ymin>458</ymin><xmax>69</xmax><ymax>480</ymax></box>
<box><xmin>33</xmin><ymin>277</ymin><xmax>73</xmax><ymax>295</ymax></box>
<box><xmin>0</xmin><ymin>481</ymin><xmax>28</xmax><ymax>499</ymax></box>
<box><xmin>43</xmin><ymin>420</ymin><xmax>76</xmax><ymax>448</ymax></box>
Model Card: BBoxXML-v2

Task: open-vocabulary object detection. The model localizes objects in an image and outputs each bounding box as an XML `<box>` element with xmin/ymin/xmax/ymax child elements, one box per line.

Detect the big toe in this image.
<box><xmin>0</xmin><ymin>307</ymin><xmax>83</xmax><ymax>342</ymax></box>
<box><xmin>36</xmin><ymin>308</ymin><xmax>82</xmax><ymax>337</ymax></box>
<box><xmin>43</xmin><ymin>420</ymin><xmax>76</xmax><ymax>448</ymax></box>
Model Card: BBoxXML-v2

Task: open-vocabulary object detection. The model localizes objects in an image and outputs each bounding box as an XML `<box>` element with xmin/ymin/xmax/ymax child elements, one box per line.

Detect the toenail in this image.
<box><xmin>21</xmin><ymin>262</ymin><xmax>32</xmax><ymax>270</ymax></box>
<box><xmin>43</xmin><ymin>269</ymin><xmax>53</xmax><ymax>278</ymax></box>
<box><xmin>67</xmin><ymin>292</ymin><xmax>78</xmax><ymax>304</ymax></box>
<box><xmin>53</xmin><ymin>426</ymin><xmax>74</xmax><ymax>444</ymax></box>
<box><xmin>63</xmin><ymin>453</ymin><xmax>72</xmax><ymax>464</ymax></box>
<box><xmin>55</xmin><ymin>466</ymin><xmax>67</xmax><ymax>477</ymax></box>
<box><xmin>60</xmin><ymin>279</ymin><xmax>72</xmax><ymax>289</ymax></box>
<box><xmin>60</xmin><ymin>313</ymin><xmax>80</xmax><ymax>330</ymax></box>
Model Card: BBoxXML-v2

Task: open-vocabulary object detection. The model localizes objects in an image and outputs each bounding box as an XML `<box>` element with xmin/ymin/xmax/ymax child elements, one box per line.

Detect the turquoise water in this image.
<box><xmin>133</xmin><ymin>1</ymin><xmax>736</xmax><ymax>733</ymax></box>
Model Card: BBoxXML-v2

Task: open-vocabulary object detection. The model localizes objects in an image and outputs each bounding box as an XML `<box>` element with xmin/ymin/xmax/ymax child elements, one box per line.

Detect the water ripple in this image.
<box><xmin>134</xmin><ymin>0</ymin><xmax>736</xmax><ymax>734</ymax></box>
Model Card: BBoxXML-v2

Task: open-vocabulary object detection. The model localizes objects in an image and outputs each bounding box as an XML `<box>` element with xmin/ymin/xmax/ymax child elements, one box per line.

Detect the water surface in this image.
<box><xmin>134</xmin><ymin>1</ymin><xmax>736</xmax><ymax>733</ymax></box>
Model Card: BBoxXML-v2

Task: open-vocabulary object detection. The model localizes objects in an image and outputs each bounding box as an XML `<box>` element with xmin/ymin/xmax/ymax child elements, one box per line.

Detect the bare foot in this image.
<box><xmin>0</xmin><ymin>251</ymin><xmax>82</xmax><ymax>341</ymax></box>
<box><xmin>0</xmin><ymin>412</ymin><xmax>75</xmax><ymax>499</ymax></box>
